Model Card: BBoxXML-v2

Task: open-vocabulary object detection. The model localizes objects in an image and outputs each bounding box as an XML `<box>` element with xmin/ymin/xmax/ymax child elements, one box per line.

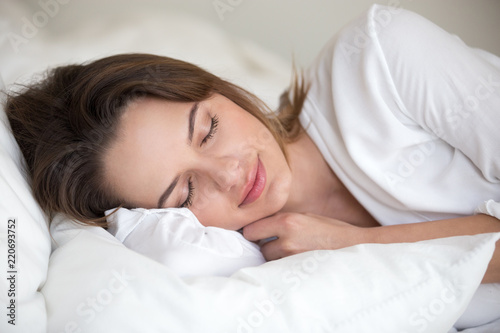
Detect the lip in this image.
<box><xmin>239</xmin><ymin>157</ymin><xmax>266</xmax><ymax>207</ymax></box>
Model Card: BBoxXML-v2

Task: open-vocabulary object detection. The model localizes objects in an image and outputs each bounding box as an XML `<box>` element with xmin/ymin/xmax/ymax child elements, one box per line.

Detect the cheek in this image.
<box><xmin>191</xmin><ymin>206</ymin><xmax>239</xmax><ymax>229</ymax></box>
<box><xmin>190</xmin><ymin>191</ymin><xmax>232</xmax><ymax>227</ymax></box>
<box><xmin>191</xmin><ymin>195</ymin><xmax>253</xmax><ymax>230</ymax></box>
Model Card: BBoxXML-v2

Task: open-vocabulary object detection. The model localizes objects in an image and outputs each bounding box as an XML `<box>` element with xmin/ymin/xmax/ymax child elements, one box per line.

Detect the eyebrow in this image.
<box><xmin>157</xmin><ymin>175</ymin><xmax>179</xmax><ymax>208</ymax></box>
<box><xmin>188</xmin><ymin>102</ymin><xmax>199</xmax><ymax>144</ymax></box>
<box><xmin>156</xmin><ymin>102</ymin><xmax>198</xmax><ymax>208</ymax></box>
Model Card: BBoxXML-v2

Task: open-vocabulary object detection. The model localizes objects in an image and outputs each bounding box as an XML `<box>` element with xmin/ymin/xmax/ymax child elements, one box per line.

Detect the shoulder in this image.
<box><xmin>302</xmin><ymin>5</ymin><xmax>431</xmax><ymax>124</ymax></box>
<box><xmin>304</xmin><ymin>4</ymin><xmax>444</xmax><ymax>84</ymax></box>
<box><xmin>334</xmin><ymin>4</ymin><xmax>456</xmax><ymax>66</ymax></box>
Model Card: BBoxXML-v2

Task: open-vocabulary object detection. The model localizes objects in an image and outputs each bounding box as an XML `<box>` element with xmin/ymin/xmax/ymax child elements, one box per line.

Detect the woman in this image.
<box><xmin>6</xmin><ymin>5</ymin><xmax>500</xmax><ymax>283</ymax></box>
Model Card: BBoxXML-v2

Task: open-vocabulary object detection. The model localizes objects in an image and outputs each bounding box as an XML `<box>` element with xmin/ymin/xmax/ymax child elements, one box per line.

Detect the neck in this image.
<box><xmin>280</xmin><ymin>131</ymin><xmax>379</xmax><ymax>228</ymax></box>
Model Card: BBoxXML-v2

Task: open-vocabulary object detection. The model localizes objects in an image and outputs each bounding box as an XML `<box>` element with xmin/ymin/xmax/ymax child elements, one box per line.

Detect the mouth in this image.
<box><xmin>239</xmin><ymin>156</ymin><xmax>266</xmax><ymax>207</ymax></box>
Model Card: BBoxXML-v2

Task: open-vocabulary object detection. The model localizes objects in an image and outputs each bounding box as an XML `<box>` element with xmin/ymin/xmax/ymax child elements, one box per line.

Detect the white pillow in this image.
<box><xmin>105</xmin><ymin>207</ymin><xmax>266</xmax><ymax>277</ymax></box>
<box><xmin>0</xmin><ymin>68</ymin><xmax>50</xmax><ymax>333</ymax></box>
<box><xmin>42</xmin><ymin>220</ymin><xmax>500</xmax><ymax>332</ymax></box>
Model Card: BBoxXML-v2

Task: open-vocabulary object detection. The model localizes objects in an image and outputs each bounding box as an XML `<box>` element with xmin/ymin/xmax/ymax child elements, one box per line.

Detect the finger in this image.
<box><xmin>259</xmin><ymin>235</ymin><xmax>305</xmax><ymax>261</ymax></box>
<box><xmin>259</xmin><ymin>238</ymin><xmax>285</xmax><ymax>261</ymax></box>
<box><xmin>243</xmin><ymin>215</ymin><xmax>282</xmax><ymax>241</ymax></box>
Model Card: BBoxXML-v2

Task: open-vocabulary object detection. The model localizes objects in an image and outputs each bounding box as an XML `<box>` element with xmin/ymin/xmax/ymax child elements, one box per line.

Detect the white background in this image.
<box><xmin>7</xmin><ymin>0</ymin><xmax>500</xmax><ymax>67</ymax></box>
<box><xmin>145</xmin><ymin>0</ymin><xmax>500</xmax><ymax>66</ymax></box>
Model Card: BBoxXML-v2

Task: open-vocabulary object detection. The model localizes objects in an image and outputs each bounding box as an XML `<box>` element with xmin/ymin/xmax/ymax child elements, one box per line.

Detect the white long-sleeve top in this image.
<box><xmin>300</xmin><ymin>4</ymin><xmax>500</xmax><ymax>226</ymax></box>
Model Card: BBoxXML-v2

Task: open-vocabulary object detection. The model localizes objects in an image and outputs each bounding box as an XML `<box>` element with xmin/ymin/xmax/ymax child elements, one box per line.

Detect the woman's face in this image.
<box><xmin>104</xmin><ymin>94</ymin><xmax>292</xmax><ymax>230</ymax></box>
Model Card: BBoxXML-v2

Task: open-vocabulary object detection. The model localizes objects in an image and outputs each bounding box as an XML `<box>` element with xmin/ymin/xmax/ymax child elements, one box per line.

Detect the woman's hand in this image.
<box><xmin>244</xmin><ymin>212</ymin><xmax>500</xmax><ymax>283</ymax></box>
<box><xmin>242</xmin><ymin>212</ymin><xmax>370</xmax><ymax>261</ymax></box>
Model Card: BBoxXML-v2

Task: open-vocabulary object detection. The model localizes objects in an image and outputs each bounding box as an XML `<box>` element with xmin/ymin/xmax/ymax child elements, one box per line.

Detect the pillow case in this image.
<box><xmin>0</xmin><ymin>72</ymin><xmax>51</xmax><ymax>333</ymax></box>
<box><xmin>104</xmin><ymin>207</ymin><xmax>266</xmax><ymax>277</ymax></box>
<box><xmin>42</xmin><ymin>221</ymin><xmax>500</xmax><ymax>332</ymax></box>
<box><xmin>64</xmin><ymin>206</ymin><xmax>500</xmax><ymax>330</ymax></box>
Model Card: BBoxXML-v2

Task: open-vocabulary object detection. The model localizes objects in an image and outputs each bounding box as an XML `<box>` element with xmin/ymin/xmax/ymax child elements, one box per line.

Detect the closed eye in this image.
<box><xmin>180</xmin><ymin>178</ymin><xmax>194</xmax><ymax>208</ymax></box>
<box><xmin>201</xmin><ymin>114</ymin><xmax>219</xmax><ymax>146</ymax></box>
<box><xmin>179</xmin><ymin>115</ymin><xmax>218</xmax><ymax>208</ymax></box>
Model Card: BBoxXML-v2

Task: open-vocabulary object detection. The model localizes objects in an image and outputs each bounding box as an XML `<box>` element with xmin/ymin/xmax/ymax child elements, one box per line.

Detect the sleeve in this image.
<box><xmin>475</xmin><ymin>200</ymin><xmax>500</xmax><ymax>220</ymax></box>
<box><xmin>371</xmin><ymin>5</ymin><xmax>500</xmax><ymax>182</ymax></box>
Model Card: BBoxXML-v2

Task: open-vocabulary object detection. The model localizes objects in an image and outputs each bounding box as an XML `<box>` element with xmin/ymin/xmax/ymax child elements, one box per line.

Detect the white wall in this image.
<box><xmin>12</xmin><ymin>0</ymin><xmax>500</xmax><ymax>68</ymax></box>
<box><xmin>162</xmin><ymin>0</ymin><xmax>500</xmax><ymax>67</ymax></box>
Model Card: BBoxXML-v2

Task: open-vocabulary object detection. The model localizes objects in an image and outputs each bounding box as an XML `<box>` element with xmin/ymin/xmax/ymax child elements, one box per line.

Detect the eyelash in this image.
<box><xmin>180</xmin><ymin>178</ymin><xmax>194</xmax><ymax>208</ymax></box>
<box><xmin>181</xmin><ymin>114</ymin><xmax>219</xmax><ymax>208</ymax></box>
<box><xmin>201</xmin><ymin>114</ymin><xmax>219</xmax><ymax>146</ymax></box>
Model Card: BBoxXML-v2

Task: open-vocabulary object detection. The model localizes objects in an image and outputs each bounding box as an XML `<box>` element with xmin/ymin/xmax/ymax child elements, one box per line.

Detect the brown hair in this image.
<box><xmin>5</xmin><ymin>53</ymin><xmax>307</xmax><ymax>227</ymax></box>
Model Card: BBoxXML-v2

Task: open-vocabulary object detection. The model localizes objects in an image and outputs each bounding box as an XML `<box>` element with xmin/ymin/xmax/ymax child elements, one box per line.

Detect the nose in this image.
<box><xmin>205</xmin><ymin>156</ymin><xmax>242</xmax><ymax>192</ymax></box>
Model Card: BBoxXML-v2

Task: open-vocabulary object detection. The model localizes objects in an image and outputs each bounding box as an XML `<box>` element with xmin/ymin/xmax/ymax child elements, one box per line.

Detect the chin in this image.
<box><xmin>265</xmin><ymin>181</ymin><xmax>291</xmax><ymax>214</ymax></box>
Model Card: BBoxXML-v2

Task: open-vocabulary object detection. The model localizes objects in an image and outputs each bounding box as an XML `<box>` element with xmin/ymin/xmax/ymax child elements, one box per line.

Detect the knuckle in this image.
<box><xmin>279</xmin><ymin>213</ymin><xmax>299</xmax><ymax>229</ymax></box>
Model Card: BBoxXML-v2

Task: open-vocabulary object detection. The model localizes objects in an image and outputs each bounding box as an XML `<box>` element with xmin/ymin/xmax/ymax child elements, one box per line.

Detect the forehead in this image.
<box><xmin>103</xmin><ymin>97</ymin><xmax>188</xmax><ymax>207</ymax></box>
<box><xmin>116</xmin><ymin>97</ymin><xmax>187</xmax><ymax>157</ymax></box>
<box><xmin>121</xmin><ymin>97</ymin><xmax>186</xmax><ymax>128</ymax></box>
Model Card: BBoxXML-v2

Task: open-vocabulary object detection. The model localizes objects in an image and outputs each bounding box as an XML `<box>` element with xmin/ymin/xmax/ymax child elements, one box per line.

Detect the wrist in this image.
<box><xmin>363</xmin><ymin>225</ymin><xmax>382</xmax><ymax>244</ymax></box>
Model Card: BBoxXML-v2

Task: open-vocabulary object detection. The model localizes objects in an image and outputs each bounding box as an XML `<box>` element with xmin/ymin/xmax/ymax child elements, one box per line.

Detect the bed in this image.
<box><xmin>1</xmin><ymin>1</ymin><xmax>500</xmax><ymax>332</ymax></box>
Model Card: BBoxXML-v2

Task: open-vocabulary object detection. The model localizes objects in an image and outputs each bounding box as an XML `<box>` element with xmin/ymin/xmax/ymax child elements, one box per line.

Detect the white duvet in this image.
<box><xmin>1</xmin><ymin>1</ymin><xmax>500</xmax><ymax>332</ymax></box>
